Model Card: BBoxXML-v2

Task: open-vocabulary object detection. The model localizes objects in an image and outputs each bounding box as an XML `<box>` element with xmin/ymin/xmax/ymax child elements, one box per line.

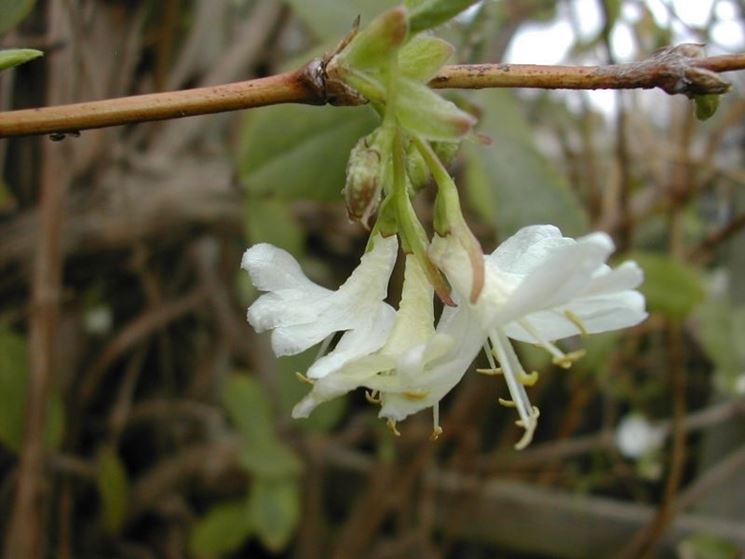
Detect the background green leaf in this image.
<box><xmin>627</xmin><ymin>252</ymin><xmax>705</xmax><ymax>321</ymax></box>
<box><xmin>283</xmin><ymin>0</ymin><xmax>398</xmax><ymax>39</ymax></box>
<box><xmin>463</xmin><ymin>90</ymin><xmax>587</xmax><ymax>238</ymax></box>
<box><xmin>249</xmin><ymin>477</ymin><xmax>301</xmax><ymax>552</ymax></box>
<box><xmin>189</xmin><ymin>499</ymin><xmax>253</xmax><ymax>558</ymax></box>
<box><xmin>0</xmin><ymin>48</ymin><xmax>42</xmax><ymax>72</ymax></box>
<box><xmin>239</xmin><ymin>105</ymin><xmax>378</xmax><ymax>202</ymax></box>
<box><xmin>223</xmin><ymin>374</ymin><xmax>303</xmax><ymax>477</ymax></box>
<box><xmin>96</xmin><ymin>446</ymin><xmax>130</xmax><ymax>534</ymax></box>
<box><xmin>0</xmin><ymin>0</ymin><xmax>37</xmax><ymax>35</ymax></box>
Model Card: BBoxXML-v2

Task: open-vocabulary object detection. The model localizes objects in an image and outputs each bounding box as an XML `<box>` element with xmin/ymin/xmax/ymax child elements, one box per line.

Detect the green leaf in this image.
<box><xmin>340</xmin><ymin>7</ymin><xmax>408</xmax><ymax>71</ymax></box>
<box><xmin>0</xmin><ymin>328</ymin><xmax>28</xmax><ymax>452</ymax></box>
<box><xmin>239</xmin><ymin>104</ymin><xmax>378</xmax><ymax>201</ymax></box>
<box><xmin>678</xmin><ymin>533</ymin><xmax>740</xmax><ymax>559</ymax></box>
<box><xmin>189</xmin><ymin>499</ymin><xmax>253</xmax><ymax>557</ymax></box>
<box><xmin>399</xmin><ymin>35</ymin><xmax>453</xmax><ymax>83</ymax></box>
<box><xmin>0</xmin><ymin>327</ymin><xmax>64</xmax><ymax>453</ymax></box>
<box><xmin>0</xmin><ymin>48</ymin><xmax>42</xmax><ymax>72</ymax></box>
<box><xmin>249</xmin><ymin>477</ymin><xmax>301</xmax><ymax>552</ymax></box>
<box><xmin>223</xmin><ymin>374</ymin><xmax>304</xmax><ymax>477</ymax></box>
<box><xmin>694</xmin><ymin>94</ymin><xmax>720</xmax><ymax>121</ymax></box>
<box><xmin>463</xmin><ymin>90</ymin><xmax>587</xmax><ymax>238</ymax></box>
<box><xmin>408</xmin><ymin>0</ymin><xmax>481</xmax><ymax>33</ymax></box>
<box><xmin>239</xmin><ymin>440</ymin><xmax>302</xmax><ymax>479</ymax></box>
<box><xmin>396</xmin><ymin>78</ymin><xmax>476</xmax><ymax>140</ymax></box>
<box><xmin>0</xmin><ymin>0</ymin><xmax>37</xmax><ymax>35</ymax></box>
<box><xmin>284</xmin><ymin>0</ymin><xmax>398</xmax><ymax>40</ymax></box>
<box><xmin>694</xmin><ymin>301</ymin><xmax>745</xmax><ymax>393</ymax></box>
<box><xmin>627</xmin><ymin>252</ymin><xmax>705</xmax><ymax>321</ymax></box>
<box><xmin>96</xmin><ymin>446</ymin><xmax>129</xmax><ymax>534</ymax></box>
<box><xmin>244</xmin><ymin>197</ymin><xmax>304</xmax><ymax>255</ymax></box>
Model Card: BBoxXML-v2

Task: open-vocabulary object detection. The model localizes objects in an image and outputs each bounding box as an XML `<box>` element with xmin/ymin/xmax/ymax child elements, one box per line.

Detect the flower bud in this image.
<box><xmin>344</xmin><ymin>135</ymin><xmax>383</xmax><ymax>227</ymax></box>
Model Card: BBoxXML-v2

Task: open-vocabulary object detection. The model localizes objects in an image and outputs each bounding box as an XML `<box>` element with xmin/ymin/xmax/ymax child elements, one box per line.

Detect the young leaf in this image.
<box><xmin>396</xmin><ymin>78</ymin><xmax>476</xmax><ymax>140</ymax></box>
<box><xmin>249</xmin><ymin>478</ymin><xmax>301</xmax><ymax>552</ymax></box>
<box><xmin>0</xmin><ymin>48</ymin><xmax>43</xmax><ymax>72</ymax></box>
<box><xmin>339</xmin><ymin>7</ymin><xmax>408</xmax><ymax>71</ymax></box>
<box><xmin>399</xmin><ymin>35</ymin><xmax>454</xmax><ymax>82</ymax></box>
<box><xmin>189</xmin><ymin>499</ymin><xmax>253</xmax><ymax>557</ymax></box>
<box><xmin>239</xmin><ymin>441</ymin><xmax>302</xmax><ymax>479</ymax></box>
<box><xmin>694</xmin><ymin>94</ymin><xmax>720</xmax><ymax>121</ymax></box>
<box><xmin>96</xmin><ymin>446</ymin><xmax>130</xmax><ymax>534</ymax></box>
<box><xmin>408</xmin><ymin>0</ymin><xmax>482</xmax><ymax>33</ymax></box>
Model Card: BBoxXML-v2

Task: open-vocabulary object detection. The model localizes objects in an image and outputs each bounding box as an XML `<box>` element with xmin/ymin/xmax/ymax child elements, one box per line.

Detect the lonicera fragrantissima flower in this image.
<box><xmin>430</xmin><ymin>224</ymin><xmax>647</xmax><ymax>447</ymax></box>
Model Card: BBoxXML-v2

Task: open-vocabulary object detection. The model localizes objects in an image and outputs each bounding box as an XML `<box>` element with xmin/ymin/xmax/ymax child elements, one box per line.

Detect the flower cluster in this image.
<box><xmin>242</xmin><ymin>225</ymin><xmax>646</xmax><ymax>448</ymax></box>
<box><xmin>240</xmin><ymin>5</ymin><xmax>647</xmax><ymax>449</ymax></box>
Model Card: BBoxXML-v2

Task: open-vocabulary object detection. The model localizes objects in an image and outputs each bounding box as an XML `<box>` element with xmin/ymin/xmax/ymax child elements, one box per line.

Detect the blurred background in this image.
<box><xmin>1</xmin><ymin>1</ymin><xmax>745</xmax><ymax>558</ymax></box>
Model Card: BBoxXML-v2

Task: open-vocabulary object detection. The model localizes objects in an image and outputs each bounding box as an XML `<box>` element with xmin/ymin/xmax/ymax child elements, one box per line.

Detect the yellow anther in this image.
<box><xmin>564</xmin><ymin>310</ymin><xmax>589</xmax><ymax>336</ymax></box>
<box><xmin>295</xmin><ymin>371</ymin><xmax>315</xmax><ymax>385</ymax></box>
<box><xmin>430</xmin><ymin>426</ymin><xmax>443</xmax><ymax>441</ymax></box>
<box><xmin>518</xmin><ymin>370</ymin><xmax>539</xmax><ymax>386</ymax></box>
<box><xmin>403</xmin><ymin>390</ymin><xmax>429</xmax><ymax>401</ymax></box>
<box><xmin>386</xmin><ymin>419</ymin><xmax>401</xmax><ymax>437</ymax></box>
<box><xmin>514</xmin><ymin>406</ymin><xmax>541</xmax><ymax>451</ymax></box>
<box><xmin>552</xmin><ymin>349</ymin><xmax>586</xmax><ymax>369</ymax></box>
<box><xmin>477</xmin><ymin>367</ymin><xmax>503</xmax><ymax>376</ymax></box>
<box><xmin>365</xmin><ymin>390</ymin><xmax>381</xmax><ymax>404</ymax></box>
<box><xmin>498</xmin><ymin>398</ymin><xmax>516</xmax><ymax>408</ymax></box>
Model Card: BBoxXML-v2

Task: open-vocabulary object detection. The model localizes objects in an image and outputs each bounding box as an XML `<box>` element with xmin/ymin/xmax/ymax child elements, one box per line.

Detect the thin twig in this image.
<box><xmin>0</xmin><ymin>46</ymin><xmax>742</xmax><ymax>138</ymax></box>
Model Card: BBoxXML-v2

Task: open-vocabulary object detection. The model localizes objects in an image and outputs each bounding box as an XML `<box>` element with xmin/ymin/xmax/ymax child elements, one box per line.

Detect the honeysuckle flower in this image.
<box><xmin>241</xmin><ymin>233</ymin><xmax>398</xmax><ymax>379</ymax></box>
<box><xmin>430</xmin><ymin>224</ymin><xmax>647</xmax><ymax>448</ymax></box>
<box><xmin>292</xmin><ymin>255</ymin><xmax>482</xmax><ymax>438</ymax></box>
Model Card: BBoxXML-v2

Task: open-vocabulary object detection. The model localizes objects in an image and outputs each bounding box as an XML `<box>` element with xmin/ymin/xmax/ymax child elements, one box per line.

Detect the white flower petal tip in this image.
<box><xmin>242</xmin><ymin>234</ymin><xmax>399</xmax><ymax>362</ymax></box>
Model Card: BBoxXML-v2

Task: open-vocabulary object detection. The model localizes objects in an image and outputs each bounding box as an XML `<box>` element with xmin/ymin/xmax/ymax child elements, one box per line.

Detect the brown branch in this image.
<box><xmin>0</xmin><ymin>45</ymin><xmax>742</xmax><ymax>138</ymax></box>
<box><xmin>3</xmin><ymin>139</ymin><xmax>70</xmax><ymax>559</ymax></box>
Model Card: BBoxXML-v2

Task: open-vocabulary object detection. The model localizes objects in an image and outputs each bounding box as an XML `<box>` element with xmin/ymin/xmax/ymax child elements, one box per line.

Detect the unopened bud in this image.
<box><xmin>344</xmin><ymin>135</ymin><xmax>383</xmax><ymax>227</ymax></box>
<box><xmin>432</xmin><ymin>141</ymin><xmax>460</xmax><ymax>167</ymax></box>
<box><xmin>406</xmin><ymin>143</ymin><xmax>430</xmax><ymax>191</ymax></box>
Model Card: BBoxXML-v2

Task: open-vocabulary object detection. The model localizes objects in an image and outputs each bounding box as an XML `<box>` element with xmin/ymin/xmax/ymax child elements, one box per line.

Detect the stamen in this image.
<box><xmin>295</xmin><ymin>371</ymin><xmax>315</xmax><ymax>385</ymax></box>
<box><xmin>513</xmin><ymin>406</ymin><xmax>541</xmax><ymax>450</ymax></box>
<box><xmin>518</xmin><ymin>319</ymin><xmax>566</xmax><ymax>360</ymax></box>
<box><xmin>430</xmin><ymin>403</ymin><xmax>442</xmax><ymax>441</ymax></box>
<box><xmin>477</xmin><ymin>367</ymin><xmax>503</xmax><ymax>376</ymax></box>
<box><xmin>551</xmin><ymin>349</ymin><xmax>586</xmax><ymax>370</ymax></box>
<box><xmin>498</xmin><ymin>398</ymin><xmax>516</xmax><ymax>408</ymax></box>
<box><xmin>386</xmin><ymin>419</ymin><xmax>401</xmax><ymax>437</ymax></box>
<box><xmin>564</xmin><ymin>310</ymin><xmax>589</xmax><ymax>336</ymax></box>
<box><xmin>365</xmin><ymin>390</ymin><xmax>381</xmax><ymax>404</ymax></box>
<box><xmin>518</xmin><ymin>371</ymin><xmax>539</xmax><ymax>386</ymax></box>
<box><xmin>403</xmin><ymin>389</ymin><xmax>429</xmax><ymax>401</ymax></box>
<box><xmin>489</xmin><ymin>329</ymin><xmax>539</xmax><ymax>449</ymax></box>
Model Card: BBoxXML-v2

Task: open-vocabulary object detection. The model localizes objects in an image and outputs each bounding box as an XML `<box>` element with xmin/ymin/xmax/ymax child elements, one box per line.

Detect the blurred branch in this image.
<box><xmin>3</xmin><ymin>139</ymin><xmax>70</xmax><ymax>559</ymax></box>
<box><xmin>1</xmin><ymin>45</ymin><xmax>743</xmax><ymax>138</ymax></box>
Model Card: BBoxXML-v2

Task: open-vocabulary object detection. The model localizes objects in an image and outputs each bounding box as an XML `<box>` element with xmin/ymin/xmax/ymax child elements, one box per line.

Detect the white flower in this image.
<box><xmin>292</xmin><ymin>255</ymin><xmax>483</xmax><ymax>438</ymax></box>
<box><xmin>615</xmin><ymin>414</ymin><xmax>665</xmax><ymax>459</ymax></box>
<box><xmin>241</xmin><ymin>233</ymin><xmax>398</xmax><ymax>379</ymax></box>
<box><xmin>430</xmin><ymin>224</ymin><xmax>647</xmax><ymax>448</ymax></box>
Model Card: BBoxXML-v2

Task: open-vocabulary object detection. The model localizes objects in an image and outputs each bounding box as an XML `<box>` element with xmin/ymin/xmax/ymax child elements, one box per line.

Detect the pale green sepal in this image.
<box><xmin>0</xmin><ymin>48</ymin><xmax>42</xmax><ymax>72</ymax></box>
<box><xmin>399</xmin><ymin>35</ymin><xmax>454</xmax><ymax>83</ymax></box>
<box><xmin>396</xmin><ymin>79</ymin><xmax>476</xmax><ymax>140</ymax></box>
